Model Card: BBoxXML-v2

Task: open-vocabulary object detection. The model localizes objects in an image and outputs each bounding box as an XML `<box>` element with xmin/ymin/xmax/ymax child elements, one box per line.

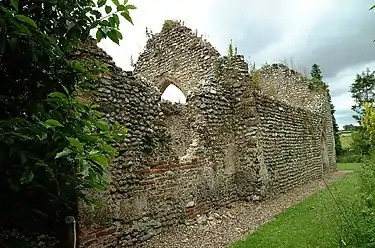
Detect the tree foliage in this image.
<box><xmin>0</xmin><ymin>0</ymin><xmax>135</xmax><ymax>245</ymax></box>
<box><xmin>309</xmin><ymin>64</ymin><xmax>342</xmax><ymax>155</ymax></box>
<box><xmin>350</xmin><ymin>68</ymin><xmax>375</xmax><ymax>122</ymax></box>
<box><xmin>309</xmin><ymin>63</ymin><xmax>327</xmax><ymax>90</ymax></box>
<box><xmin>311</xmin><ymin>64</ymin><xmax>323</xmax><ymax>82</ymax></box>
<box><xmin>343</xmin><ymin>124</ymin><xmax>357</xmax><ymax>131</ymax></box>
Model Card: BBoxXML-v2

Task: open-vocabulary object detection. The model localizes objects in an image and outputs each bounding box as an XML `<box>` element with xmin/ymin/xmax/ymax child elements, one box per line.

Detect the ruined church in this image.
<box><xmin>78</xmin><ymin>21</ymin><xmax>336</xmax><ymax>247</ymax></box>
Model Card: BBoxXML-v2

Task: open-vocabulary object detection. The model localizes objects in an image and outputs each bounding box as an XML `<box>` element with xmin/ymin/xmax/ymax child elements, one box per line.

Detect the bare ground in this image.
<box><xmin>136</xmin><ymin>171</ymin><xmax>351</xmax><ymax>248</ymax></box>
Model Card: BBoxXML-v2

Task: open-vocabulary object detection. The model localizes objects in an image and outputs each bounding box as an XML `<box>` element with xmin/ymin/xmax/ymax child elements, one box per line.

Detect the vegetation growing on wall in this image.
<box><xmin>227</xmin><ymin>39</ymin><xmax>238</xmax><ymax>66</ymax></box>
<box><xmin>162</xmin><ymin>20</ymin><xmax>184</xmax><ymax>32</ymax></box>
<box><xmin>249</xmin><ymin>62</ymin><xmax>262</xmax><ymax>91</ymax></box>
<box><xmin>0</xmin><ymin>0</ymin><xmax>135</xmax><ymax>246</ymax></box>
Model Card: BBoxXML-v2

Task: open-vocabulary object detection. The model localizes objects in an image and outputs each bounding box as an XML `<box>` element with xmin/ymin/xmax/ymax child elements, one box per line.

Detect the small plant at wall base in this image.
<box><xmin>0</xmin><ymin>0</ymin><xmax>134</xmax><ymax>246</ymax></box>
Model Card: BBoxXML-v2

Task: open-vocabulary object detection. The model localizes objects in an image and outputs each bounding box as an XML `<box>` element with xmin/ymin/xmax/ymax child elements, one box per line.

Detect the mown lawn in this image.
<box><xmin>231</xmin><ymin>163</ymin><xmax>362</xmax><ymax>248</ymax></box>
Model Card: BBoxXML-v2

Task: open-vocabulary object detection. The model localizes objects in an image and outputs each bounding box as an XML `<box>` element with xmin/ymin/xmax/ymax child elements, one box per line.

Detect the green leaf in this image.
<box><xmin>15</xmin><ymin>15</ymin><xmax>37</xmax><ymax>28</ymax></box>
<box><xmin>82</xmin><ymin>134</ymin><xmax>98</xmax><ymax>142</ymax></box>
<box><xmin>113</xmin><ymin>14</ymin><xmax>119</xmax><ymax>27</ymax></box>
<box><xmin>21</xmin><ymin>169</ymin><xmax>34</xmax><ymax>184</ymax></box>
<box><xmin>10</xmin><ymin>0</ymin><xmax>19</xmax><ymax>11</ymax></box>
<box><xmin>73</xmin><ymin>61</ymin><xmax>85</xmax><ymax>72</ymax></box>
<box><xmin>93</xmin><ymin>110</ymin><xmax>103</xmax><ymax>117</ymax></box>
<box><xmin>126</xmin><ymin>4</ymin><xmax>136</xmax><ymax>9</ymax></box>
<box><xmin>111</xmin><ymin>0</ymin><xmax>120</xmax><ymax>6</ymax></box>
<box><xmin>91</xmin><ymin>182</ymin><xmax>106</xmax><ymax>190</ymax></box>
<box><xmin>15</xmin><ymin>24</ymin><xmax>31</xmax><ymax>36</ymax></box>
<box><xmin>114</xmin><ymin>29</ymin><xmax>123</xmax><ymax>40</ymax></box>
<box><xmin>79</xmin><ymin>161</ymin><xmax>90</xmax><ymax>175</ymax></box>
<box><xmin>105</xmin><ymin>5</ymin><xmax>112</xmax><ymax>14</ymax></box>
<box><xmin>118</xmin><ymin>126</ymin><xmax>127</xmax><ymax>136</ymax></box>
<box><xmin>98</xmin><ymin>0</ymin><xmax>107</xmax><ymax>8</ymax></box>
<box><xmin>95</xmin><ymin>119</ymin><xmax>110</xmax><ymax>131</ymax></box>
<box><xmin>109</xmin><ymin>16</ymin><xmax>116</xmax><ymax>27</ymax></box>
<box><xmin>123</xmin><ymin>0</ymin><xmax>128</xmax><ymax>4</ymax></box>
<box><xmin>370</xmin><ymin>4</ymin><xmax>375</xmax><ymax>10</ymax></box>
<box><xmin>48</xmin><ymin>92</ymin><xmax>67</xmax><ymax>99</ymax></box>
<box><xmin>117</xmin><ymin>5</ymin><xmax>125</xmax><ymax>11</ymax></box>
<box><xmin>121</xmin><ymin>11</ymin><xmax>133</xmax><ymax>25</ymax></box>
<box><xmin>45</xmin><ymin>119</ymin><xmax>64</xmax><ymax>127</ymax></box>
<box><xmin>67</xmin><ymin>138</ymin><xmax>84</xmax><ymax>152</ymax></box>
<box><xmin>62</xmin><ymin>85</ymin><xmax>70</xmax><ymax>95</ymax></box>
<box><xmin>107</xmin><ymin>30</ymin><xmax>119</xmax><ymax>44</ymax></box>
<box><xmin>113</xmin><ymin>120</ymin><xmax>121</xmax><ymax>129</ymax></box>
<box><xmin>96</xmin><ymin>29</ymin><xmax>106</xmax><ymax>42</ymax></box>
<box><xmin>90</xmin><ymin>153</ymin><xmax>109</xmax><ymax>167</ymax></box>
<box><xmin>55</xmin><ymin>148</ymin><xmax>72</xmax><ymax>159</ymax></box>
<box><xmin>36</xmin><ymin>133</ymin><xmax>48</xmax><ymax>141</ymax></box>
<box><xmin>35</xmin><ymin>162</ymin><xmax>48</xmax><ymax>167</ymax></box>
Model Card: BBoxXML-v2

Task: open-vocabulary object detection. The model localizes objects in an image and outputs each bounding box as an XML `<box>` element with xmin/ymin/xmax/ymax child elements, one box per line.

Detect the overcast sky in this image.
<box><xmin>98</xmin><ymin>0</ymin><xmax>375</xmax><ymax>129</ymax></box>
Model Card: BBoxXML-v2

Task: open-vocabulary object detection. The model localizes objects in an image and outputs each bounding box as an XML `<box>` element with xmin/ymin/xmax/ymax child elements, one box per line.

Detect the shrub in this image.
<box><xmin>0</xmin><ymin>0</ymin><xmax>135</xmax><ymax>245</ymax></box>
<box><xmin>337</xmin><ymin>151</ymin><xmax>365</xmax><ymax>163</ymax></box>
<box><xmin>336</xmin><ymin>153</ymin><xmax>375</xmax><ymax>247</ymax></box>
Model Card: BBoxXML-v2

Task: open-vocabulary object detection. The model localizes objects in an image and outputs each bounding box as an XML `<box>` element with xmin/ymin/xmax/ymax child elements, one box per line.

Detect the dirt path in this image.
<box><xmin>136</xmin><ymin>171</ymin><xmax>350</xmax><ymax>248</ymax></box>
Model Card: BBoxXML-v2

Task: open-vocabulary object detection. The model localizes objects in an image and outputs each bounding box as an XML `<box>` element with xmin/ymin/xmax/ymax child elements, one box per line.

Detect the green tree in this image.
<box><xmin>309</xmin><ymin>63</ymin><xmax>326</xmax><ymax>89</ymax></box>
<box><xmin>310</xmin><ymin>64</ymin><xmax>343</xmax><ymax>155</ymax></box>
<box><xmin>311</xmin><ymin>63</ymin><xmax>323</xmax><ymax>82</ymax></box>
<box><xmin>0</xmin><ymin>0</ymin><xmax>135</xmax><ymax>245</ymax></box>
<box><xmin>343</xmin><ymin>124</ymin><xmax>357</xmax><ymax>131</ymax></box>
<box><xmin>349</xmin><ymin>68</ymin><xmax>375</xmax><ymax>122</ymax></box>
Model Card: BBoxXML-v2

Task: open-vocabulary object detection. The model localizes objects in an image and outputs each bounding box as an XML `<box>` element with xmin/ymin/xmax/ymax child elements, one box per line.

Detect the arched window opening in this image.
<box><xmin>161</xmin><ymin>84</ymin><xmax>186</xmax><ymax>104</ymax></box>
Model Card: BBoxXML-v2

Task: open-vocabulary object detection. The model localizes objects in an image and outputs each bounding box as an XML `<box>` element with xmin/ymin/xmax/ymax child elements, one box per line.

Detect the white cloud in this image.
<box><xmin>328</xmin><ymin>60</ymin><xmax>375</xmax><ymax>125</ymax></box>
<box><xmin>328</xmin><ymin>61</ymin><xmax>375</xmax><ymax>109</ymax></box>
<box><xmin>97</xmin><ymin>0</ymin><xmax>215</xmax><ymax>71</ymax></box>
<box><xmin>96</xmin><ymin>0</ymin><xmax>375</xmax><ymax>123</ymax></box>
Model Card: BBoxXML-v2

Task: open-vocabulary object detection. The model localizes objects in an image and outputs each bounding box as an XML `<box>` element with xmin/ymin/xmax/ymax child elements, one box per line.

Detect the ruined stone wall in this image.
<box><xmin>79</xmin><ymin>32</ymin><xmax>243</xmax><ymax>248</ymax></box>
<box><xmin>257</xmin><ymin>64</ymin><xmax>325</xmax><ymax>113</ymax></box>
<box><xmin>134</xmin><ymin>23</ymin><xmax>220</xmax><ymax>96</ymax></box>
<box><xmin>256</xmin><ymin>96</ymin><xmax>323</xmax><ymax>195</ymax></box>
<box><xmin>257</xmin><ymin>63</ymin><xmax>336</xmax><ymax>170</ymax></box>
<box><xmin>160</xmin><ymin>101</ymin><xmax>192</xmax><ymax>158</ymax></box>
<box><xmin>78</xmin><ymin>23</ymin><xmax>336</xmax><ymax>248</ymax></box>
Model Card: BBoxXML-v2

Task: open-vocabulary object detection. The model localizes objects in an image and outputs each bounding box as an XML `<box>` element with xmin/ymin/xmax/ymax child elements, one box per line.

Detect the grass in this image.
<box><xmin>231</xmin><ymin>163</ymin><xmax>362</xmax><ymax>248</ymax></box>
<box><xmin>340</xmin><ymin>133</ymin><xmax>353</xmax><ymax>150</ymax></box>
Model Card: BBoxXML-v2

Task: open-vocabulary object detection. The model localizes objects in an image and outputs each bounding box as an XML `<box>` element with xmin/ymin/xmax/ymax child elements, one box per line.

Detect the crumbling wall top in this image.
<box><xmin>134</xmin><ymin>20</ymin><xmax>221</xmax><ymax>97</ymax></box>
<box><xmin>257</xmin><ymin>63</ymin><xmax>328</xmax><ymax>113</ymax></box>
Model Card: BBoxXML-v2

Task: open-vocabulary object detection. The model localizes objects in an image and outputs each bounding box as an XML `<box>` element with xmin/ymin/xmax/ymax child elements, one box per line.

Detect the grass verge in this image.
<box><xmin>231</xmin><ymin>163</ymin><xmax>361</xmax><ymax>248</ymax></box>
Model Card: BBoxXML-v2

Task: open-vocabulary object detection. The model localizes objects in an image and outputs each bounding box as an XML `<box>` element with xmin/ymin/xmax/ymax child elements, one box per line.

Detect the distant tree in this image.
<box><xmin>343</xmin><ymin>124</ymin><xmax>357</xmax><ymax>131</ymax></box>
<box><xmin>349</xmin><ymin>68</ymin><xmax>375</xmax><ymax>122</ymax></box>
<box><xmin>310</xmin><ymin>64</ymin><xmax>343</xmax><ymax>155</ymax></box>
